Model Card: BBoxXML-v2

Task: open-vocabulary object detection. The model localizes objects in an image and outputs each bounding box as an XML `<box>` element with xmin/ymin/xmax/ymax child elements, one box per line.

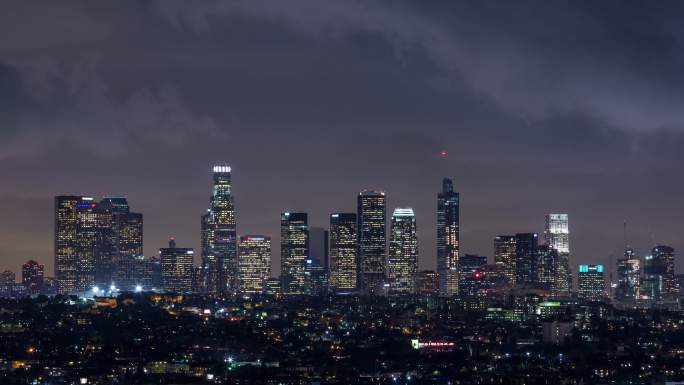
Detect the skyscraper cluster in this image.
<box><xmin>54</xmin><ymin>196</ymin><xmax>145</xmax><ymax>294</ymax></box>
<box><xmin>492</xmin><ymin>214</ymin><xmax>574</xmax><ymax>297</ymax></box>
<box><xmin>0</xmin><ymin>164</ymin><xmax>668</xmax><ymax>307</ymax></box>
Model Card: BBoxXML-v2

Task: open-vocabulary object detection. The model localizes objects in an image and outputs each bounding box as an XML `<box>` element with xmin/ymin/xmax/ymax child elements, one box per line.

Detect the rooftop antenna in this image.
<box><xmin>623</xmin><ymin>220</ymin><xmax>627</xmax><ymax>250</ymax></box>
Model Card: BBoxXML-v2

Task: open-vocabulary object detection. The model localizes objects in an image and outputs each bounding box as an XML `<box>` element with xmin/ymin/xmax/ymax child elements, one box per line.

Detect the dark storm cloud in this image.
<box><xmin>0</xmin><ymin>0</ymin><xmax>683</xmax><ymax>276</ymax></box>
<box><xmin>151</xmin><ymin>0</ymin><xmax>684</xmax><ymax>132</ymax></box>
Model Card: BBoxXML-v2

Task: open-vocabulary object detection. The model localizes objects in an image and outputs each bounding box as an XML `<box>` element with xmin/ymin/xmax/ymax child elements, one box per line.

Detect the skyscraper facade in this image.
<box><xmin>99</xmin><ymin>197</ymin><xmax>143</xmax><ymax>289</ymax></box>
<box><xmin>160</xmin><ymin>238</ymin><xmax>194</xmax><ymax>293</ymax></box>
<box><xmin>22</xmin><ymin>260</ymin><xmax>44</xmax><ymax>294</ymax></box>
<box><xmin>114</xmin><ymin>255</ymin><xmax>155</xmax><ymax>292</ymax></box>
<box><xmin>643</xmin><ymin>245</ymin><xmax>675</xmax><ymax>302</ymax></box>
<box><xmin>304</xmin><ymin>257</ymin><xmax>327</xmax><ymax>295</ymax></box>
<box><xmin>494</xmin><ymin>235</ymin><xmax>517</xmax><ymax>287</ymax></box>
<box><xmin>54</xmin><ymin>196</ymin><xmax>84</xmax><ymax>294</ymax></box>
<box><xmin>238</xmin><ymin>235</ymin><xmax>271</xmax><ymax>294</ymax></box>
<box><xmin>201</xmin><ymin>165</ymin><xmax>238</xmax><ymax>294</ymax></box>
<box><xmin>577</xmin><ymin>264</ymin><xmax>606</xmax><ymax>301</ymax></box>
<box><xmin>388</xmin><ymin>208</ymin><xmax>418</xmax><ymax>295</ymax></box>
<box><xmin>111</xmin><ymin>210</ymin><xmax>143</xmax><ymax>284</ymax></box>
<box><xmin>74</xmin><ymin>197</ymin><xmax>102</xmax><ymax>292</ymax></box>
<box><xmin>280</xmin><ymin>212</ymin><xmax>309</xmax><ymax>294</ymax></box>
<box><xmin>357</xmin><ymin>191</ymin><xmax>387</xmax><ymax>295</ymax></box>
<box><xmin>544</xmin><ymin>214</ymin><xmax>572</xmax><ymax>294</ymax></box>
<box><xmin>615</xmin><ymin>248</ymin><xmax>640</xmax><ymax>303</ymax></box>
<box><xmin>515</xmin><ymin>233</ymin><xmax>539</xmax><ymax>286</ymax></box>
<box><xmin>437</xmin><ymin>178</ymin><xmax>460</xmax><ymax>296</ymax></box>
<box><xmin>328</xmin><ymin>213</ymin><xmax>357</xmax><ymax>293</ymax></box>
<box><xmin>536</xmin><ymin>244</ymin><xmax>559</xmax><ymax>293</ymax></box>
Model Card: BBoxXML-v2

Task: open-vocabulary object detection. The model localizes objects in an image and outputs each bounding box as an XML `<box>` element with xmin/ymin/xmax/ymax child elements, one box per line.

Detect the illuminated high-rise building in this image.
<box><xmin>388</xmin><ymin>208</ymin><xmax>418</xmax><ymax>295</ymax></box>
<box><xmin>494</xmin><ymin>235</ymin><xmax>516</xmax><ymax>287</ymax></box>
<box><xmin>112</xmin><ymin>211</ymin><xmax>143</xmax><ymax>274</ymax></box>
<box><xmin>114</xmin><ymin>255</ymin><xmax>155</xmax><ymax>292</ymax></box>
<box><xmin>74</xmin><ymin>197</ymin><xmax>103</xmax><ymax>292</ymax></box>
<box><xmin>304</xmin><ymin>257</ymin><xmax>327</xmax><ymax>295</ymax></box>
<box><xmin>98</xmin><ymin>197</ymin><xmax>143</xmax><ymax>289</ymax></box>
<box><xmin>201</xmin><ymin>165</ymin><xmax>238</xmax><ymax>293</ymax></box>
<box><xmin>514</xmin><ymin>233</ymin><xmax>538</xmax><ymax>285</ymax></box>
<box><xmin>437</xmin><ymin>178</ymin><xmax>460</xmax><ymax>296</ymax></box>
<box><xmin>54</xmin><ymin>196</ymin><xmax>84</xmax><ymax>294</ymax></box>
<box><xmin>96</xmin><ymin>197</ymin><xmax>125</xmax><ymax>287</ymax></box>
<box><xmin>536</xmin><ymin>244</ymin><xmax>559</xmax><ymax>292</ymax></box>
<box><xmin>544</xmin><ymin>214</ymin><xmax>572</xmax><ymax>294</ymax></box>
<box><xmin>280</xmin><ymin>212</ymin><xmax>309</xmax><ymax>294</ymax></box>
<box><xmin>357</xmin><ymin>191</ymin><xmax>386</xmax><ymax>294</ymax></box>
<box><xmin>329</xmin><ymin>213</ymin><xmax>357</xmax><ymax>293</ymax></box>
<box><xmin>643</xmin><ymin>245</ymin><xmax>675</xmax><ymax>302</ymax></box>
<box><xmin>238</xmin><ymin>235</ymin><xmax>271</xmax><ymax>294</ymax></box>
<box><xmin>615</xmin><ymin>248</ymin><xmax>640</xmax><ymax>303</ymax></box>
<box><xmin>577</xmin><ymin>264</ymin><xmax>605</xmax><ymax>301</ymax></box>
<box><xmin>22</xmin><ymin>260</ymin><xmax>44</xmax><ymax>294</ymax></box>
<box><xmin>657</xmin><ymin>246</ymin><xmax>676</xmax><ymax>298</ymax></box>
<box><xmin>160</xmin><ymin>238</ymin><xmax>194</xmax><ymax>293</ymax></box>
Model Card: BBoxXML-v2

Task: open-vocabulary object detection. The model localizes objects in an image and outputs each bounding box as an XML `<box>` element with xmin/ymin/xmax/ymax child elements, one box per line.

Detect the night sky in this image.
<box><xmin>1</xmin><ymin>1</ymin><xmax>683</xmax><ymax>277</ymax></box>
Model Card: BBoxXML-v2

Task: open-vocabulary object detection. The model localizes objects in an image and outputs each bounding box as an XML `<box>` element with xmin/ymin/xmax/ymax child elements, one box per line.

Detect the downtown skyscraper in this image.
<box><xmin>536</xmin><ymin>244</ymin><xmax>560</xmax><ymax>292</ymax></box>
<box><xmin>160</xmin><ymin>238</ymin><xmax>194</xmax><ymax>293</ymax></box>
<box><xmin>615</xmin><ymin>247</ymin><xmax>640</xmax><ymax>303</ymax></box>
<box><xmin>280</xmin><ymin>212</ymin><xmax>309</xmax><ymax>295</ymax></box>
<box><xmin>643</xmin><ymin>245</ymin><xmax>676</xmax><ymax>303</ymax></box>
<box><xmin>100</xmin><ymin>197</ymin><xmax>143</xmax><ymax>289</ymax></box>
<box><xmin>200</xmin><ymin>165</ymin><xmax>238</xmax><ymax>294</ymax></box>
<box><xmin>437</xmin><ymin>178</ymin><xmax>459</xmax><ymax>296</ymax></box>
<box><xmin>73</xmin><ymin>197</ymin><xmax>104</xmax><ymax>292</ymax></box>
<box><xmin>238</xmin><ymin>235</ymin><xmax>271</xmax><ymax>294</ymax></box>
<box><xmin>388</xmin><ymin>208</ymin><xmax>418</xmax><ymax>295</ymax></box>
<box><xmin>55</xmin><ymin>196</ymin><xmax>85</xmax><ymax>294</ymax></box>
<box><xmin>577</xmin><ymin>264</ymin><xmax>606</xmax><ymax>301</ymax></box>
<box><xmin>515</xmin><ymin>233</ymin><xmax>539</xmax><ymax>285</ymax></box>
<box><xmin>328</xmin><ymin>213</ymin><xmax>357</xmax><ymax>293</ymax></box>
<box><xmin>357</xmin><ymin>191</ymin><xmax>386</xmax><ymax>295</ymax></box>
<box><xmin>544</xmin><ymin>213</ymin><xmax>572</xmax><ymax>295</ymax></box>
<box><xmin>494</xmin><ymin>235</ymin><xmax>517</xmax><ymax>287</ymax></box>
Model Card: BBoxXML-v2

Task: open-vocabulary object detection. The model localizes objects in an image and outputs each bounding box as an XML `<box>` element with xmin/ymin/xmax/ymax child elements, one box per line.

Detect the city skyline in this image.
<box><xmin>2</xmin><ymin>1</ymin><xmax>684</xmax><ymax>279</ymax></box>
<box><xmin>0</xmin><ymin>165</ymin><xmax>681</xmax><ymax>279</ymax></box>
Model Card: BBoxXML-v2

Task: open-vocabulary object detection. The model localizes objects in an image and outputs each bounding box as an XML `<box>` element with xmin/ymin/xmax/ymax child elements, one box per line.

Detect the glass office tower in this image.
<box><xmin>357</xmin><ymin>191</ymin><xmax>386</xmax><ymax>295</ymax></box>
